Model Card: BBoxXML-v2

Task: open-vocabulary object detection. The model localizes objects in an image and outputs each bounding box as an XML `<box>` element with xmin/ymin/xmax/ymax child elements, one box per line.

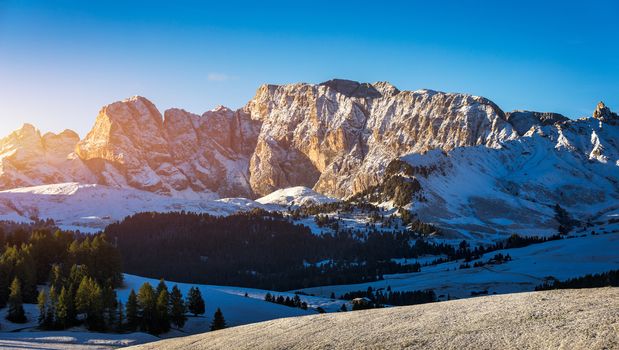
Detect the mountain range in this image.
<box><xmin>1</xmin><ymin>79</ymin><xmax>618</xmax><ymax>238</ymax></box>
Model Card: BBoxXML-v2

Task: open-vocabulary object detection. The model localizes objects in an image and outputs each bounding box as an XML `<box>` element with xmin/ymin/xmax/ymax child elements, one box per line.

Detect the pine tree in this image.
<box><xmin>125</xmin><ymin>289</ymin><xmax>139</xmax><ymax>331</ymax></box>
<box><xmin>6</xmin><ymin>277</ymin><xmax>27</xmax><ymax>323</ymax></box>
<box><xmin>102</xmin><ymin>284</ymin><xmax>118</xmax><ymax>329</ymax></box>
<box><xmin>210</xmin><ymin>308</ymin><xmax>226</xmax><ymax>331</ymax></box>
<box><xmin>49</xmin><ymin>264</ymin><xmax>64</xmax><ymax>291</ymax></box>
<box><xmin>137</xmin><ymin>282</ymin><xmax>157</xmax><ymax>334</ymax></box>
<box><xmin>37</xmin><ymin>289</ymin><xmax>50</xmax><ymax>328</ymax></box>
<box><xmin>187</xmin><ymin>287</ymin><xmax>205</xmax><ymax>317</ymax></box>
<box><xmin>169</xmin><ymin>285</ymin><xmax>187</xmax><ymax>328</ymax></box>
<box><xmin>47</xmin><ymin>286</ymin><xmax>58</xmax><ymax>327</ymax></box>
<box><xmin>156</xmin><ymin>279</ymin><xmax>168</xmax><ymax>297</ymax></box>
<box><xmin>56</xmin><ymin>286</ymin><xmax>71</xmax><ymax>329</ymax></box>
<box><xmin>156</xmin><ymin>288</ymin><xmax>171</xmax><ymax>334</ymax></box>
<box><xmin>116</xmin><ymin>301</ymin><xmax>125</xmax><ymax>332</ymax></box>
<box><xmin>1</xmin><ymin>245</ymin><xmax>38</xmax><ymax>304</ymax></box>
<box><xmin>67</xmin><ymin>264</ymin><xmax>88</xmax><ymax>296</ymax></box>
<box><xmin>0</xmin><ymin>260</ymin><xmax>10</xmax><ymax>308</ymax></box>
<box><xmin>75</xmin><ymin>276</ymin><xmax>104</xmax><ymax>331</ymax></box>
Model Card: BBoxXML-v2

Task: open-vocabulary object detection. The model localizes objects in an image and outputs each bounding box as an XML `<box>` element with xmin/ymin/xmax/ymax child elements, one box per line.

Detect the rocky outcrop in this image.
<box><xmin>506</xmin><ymin>111</ymin><xmax>569</xmax><ymax>135</ymax></box>
<box><xmin>163</xmin><ymin>106</ymin><xmax>260</xmax><ymax>197</ymax></box>
<box><xmin>0</xmin><ymin>124</ymin><xmax>94</xmax><ymax>189</ymax></box>
<box><xmin>245</xmin><ymin>80</ymin><xmax>517</xmax><ymax>197</ymax></box>
<box><xmin>75</xmin><ymin>97</ymin><xmax>260</xmax><ymax>197</ymax></box>
<box><xmin>593</xmin><ymin>101</ymin><xmax>618</xmax><ymax>125</ymax></box>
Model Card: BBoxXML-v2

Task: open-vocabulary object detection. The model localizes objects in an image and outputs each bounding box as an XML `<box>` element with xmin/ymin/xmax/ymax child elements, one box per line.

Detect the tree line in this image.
<box><xmin>264</xmin><ymin>293</ymin><xmax>308</xmax><ymax>310</ymax></box>
<box><xmin>104</xmin><ymin>210</ymin><xmax>442</xmax><ymax>290</ymax></box>
<box><xmin>535</xmin><ymin>269</ymin><xmax>619</xmax><ymax>291</ymax></box>
<box><xmin>0</xmin><ymin>227</ymin><xmax>122</xmax><ymax>312</ymax></box>
<box><xmin>104</xmin><ymin>210</ymin><xmax>564</xmax><ymax>291</ymax></box>
<box><xmin>340</xmin><ymin>286</ymin><xmax>436</xmax><ymax>309</ymax></box>
<box><xmin>37</xmin><ymin>276</ymin><xmax>225</xmax><ymax>334</ymax></box>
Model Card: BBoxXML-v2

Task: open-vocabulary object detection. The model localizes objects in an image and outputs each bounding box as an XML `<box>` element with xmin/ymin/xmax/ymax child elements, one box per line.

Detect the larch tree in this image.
<box><xmin>6</xmin><ymin>277</ymin><xmax>27</xmax><ymax>323</ymax></box>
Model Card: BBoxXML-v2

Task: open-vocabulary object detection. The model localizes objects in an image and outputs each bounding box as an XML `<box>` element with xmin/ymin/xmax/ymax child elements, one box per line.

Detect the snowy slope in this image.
<box><xmin>0</xmin><ymin>331</ymin><xmax>158</xmax><ymax>350</ymax></box>
<box><xmin>398</xmin><ymin>116</ymin><xmax>619</xmax><ymax>241</ymax></box>
<box><xmin>127</xmin><ymin>287</ymin><xmax>619</xmax><ymax>350</ymax></box>
<box><xmin>118</xmin><ymin>274</ymin><xmax>346</xmax><ymax>331</ymax></box>
<box><xmin>0</xmin><ymin>183</ymin><xmax>265</xmax><ymax>232</ymax></box>
<box><xmin>0</xmin><ymin>305</ymin><xmax>157</xmax><ymax>350</ymax></box>
<box><xmin>300</xmin><ymin>231</ymin><xmax>619</xmax><ymax>299</ymax></box>
<box><xmin>256</xmin><ymin>186</ymin><xmax>338</xmax><ymax>207</ymax></box>
<box><xmin>0</xmin><ymin>274</ymin><xmax>344</xmax><ymax>350</ymax></box>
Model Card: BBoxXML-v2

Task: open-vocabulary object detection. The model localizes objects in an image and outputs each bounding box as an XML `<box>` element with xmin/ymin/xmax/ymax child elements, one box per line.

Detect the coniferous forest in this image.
<box><xmin>104</xmin><ymin>210</ymin><xmax>457</xmax><ymax>290</ymax></box>
<box><xmin>0</xmin><ymin>224</ymin><xmax>217</xmax><ymax>335</ymax></box>
<box><xmin>104</xmin><ymin>210</ymin><xmax>563</xmax><ymax>291</ymax></box>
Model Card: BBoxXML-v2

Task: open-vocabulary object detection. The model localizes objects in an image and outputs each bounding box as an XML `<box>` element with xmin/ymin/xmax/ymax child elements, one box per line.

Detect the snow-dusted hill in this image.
<box><xmin>0</xmin><ymin>183</ymin><xmax>339</xmax><ymax>233</ymax></box>
<box><xmin>384</xmin><ymin>105</ymin><xmax>619</xmax><ymax>240</ymax></box>
<box><xmin>126</xmin><ymin>287</ymin><xmax>619</xmax><ymax>350</ymax></box>
<box><xmin>0</xmin><ymin>183</ymin><xmax>265</xmax><ymax>232</ymax></box>
<box><xmin>118</xmin><ymin>274</ymin><xmax>345</xmax><ymax>329</ymax></box>
<box><xmin>256</xmin><ymin>186</ymin><xmax>337</xmax><ymax>207</ymax></box>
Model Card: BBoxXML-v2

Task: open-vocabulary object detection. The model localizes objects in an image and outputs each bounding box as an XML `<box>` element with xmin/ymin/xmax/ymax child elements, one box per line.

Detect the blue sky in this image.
<box><xmin>0</xmin><ymin>0</ymin><xmax>617</xmax><ymax>137</ymax></box>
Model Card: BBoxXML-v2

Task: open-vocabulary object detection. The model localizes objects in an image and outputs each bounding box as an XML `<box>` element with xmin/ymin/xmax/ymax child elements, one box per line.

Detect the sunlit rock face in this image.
<box><xmin>593</xmin><ymin>101</ymin><xmax>619</xmax><ymax>125</ymax></box>
<box><xmin>245</xmin><ymin>79</ymin><xmax>518</xmax><ymax>197</ymax></box>
<box><xmin>3</xmin><ymin>80</ymin><xmax>615</xmax><ymax>200</ymax></box>
<box><xmin>75</xmin><ymin>96</ymin><xmax>260</xmax><ymax>197</ymax></box>
<box><xmin>162</xmin><ymin>106</ymin><xmax>260</xmax><ymax>197</ymax></box>
<box><xmin>0</xmin><ymin>124</ymin><xmax>94</xmax><ymax>189</ymax></box>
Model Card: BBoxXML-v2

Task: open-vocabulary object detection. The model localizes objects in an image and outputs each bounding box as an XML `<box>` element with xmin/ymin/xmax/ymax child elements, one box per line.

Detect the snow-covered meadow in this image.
<box><xmin>300</xmin><ymin>230</ymin><xmax>619</xmax><ymax>299</ymax></box>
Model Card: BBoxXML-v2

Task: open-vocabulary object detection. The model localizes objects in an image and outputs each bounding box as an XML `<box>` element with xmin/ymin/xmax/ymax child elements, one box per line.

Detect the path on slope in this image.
<box><xmin>127</xmin><ymin>287</ymin><xmax>619</xmax><ymax>350</ymax></box>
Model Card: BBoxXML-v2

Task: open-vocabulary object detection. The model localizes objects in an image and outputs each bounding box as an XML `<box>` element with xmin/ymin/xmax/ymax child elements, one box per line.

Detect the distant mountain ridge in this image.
<box><xmin>0</xmin><ymin>79</ymin><xmax>618</xmax><ymax>239</ymax></box>
<box><xmin>2</xmin><ymin>78</ymin><xmax>585</xmax><ymax>199</ymax></box>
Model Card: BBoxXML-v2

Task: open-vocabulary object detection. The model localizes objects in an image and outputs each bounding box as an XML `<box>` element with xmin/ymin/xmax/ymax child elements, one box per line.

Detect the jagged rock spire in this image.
<box><xmin>593</xmin><ymin>101</ymin><xmax>618</xmax><ymax>124</ymax></box>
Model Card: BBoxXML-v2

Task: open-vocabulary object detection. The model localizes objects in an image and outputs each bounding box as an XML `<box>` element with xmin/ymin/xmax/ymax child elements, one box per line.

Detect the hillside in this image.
<box><xmin>0</xmin><ymin>182</ymin><xmax>265</xmax><ymax>232</ymax></box>
<box><xmin>127</xmin><ymin>287</ymin><xmax>619</xmax><ymax>350</ymax></box>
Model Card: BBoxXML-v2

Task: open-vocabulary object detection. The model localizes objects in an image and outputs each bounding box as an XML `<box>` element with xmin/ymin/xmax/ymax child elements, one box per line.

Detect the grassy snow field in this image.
<box><xmin>127</xmin><ymin>287</ymin><xmax>619</xmax><ymax>350</ymax></box>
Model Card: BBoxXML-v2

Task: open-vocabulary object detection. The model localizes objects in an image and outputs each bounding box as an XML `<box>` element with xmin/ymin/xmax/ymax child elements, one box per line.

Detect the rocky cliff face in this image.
<box><xmin>245</xmin><ymin>79</ymin><xmax>517</xmax><ymax>197</ymax></box>
<box><xmin>75</xmin><ymin>96</ymin><xmax>259</xmax><ymax>197</ymax></box>
<box><xmin>592</xmin><ymin>101</ymin><xmax>619</xmax><ymax>125</ymax></box>
<box><xmin>0</xmin><ymin>124</ymin><xmax>94</xmax><ymax>189</ymax></box>
<box><xmin>0</xmin><ymin>79</ymin><xmax>614</xmax><ymax>200</ymax></box>
<box><xmin>506</xmin><ymin>111</ymin><xmax>569</xmax><ymax>136</ymax></box>
<box><xmin>367</xmin><ymin>103</ymin><xmax>619</xmax><ymax>239</ymax></box>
